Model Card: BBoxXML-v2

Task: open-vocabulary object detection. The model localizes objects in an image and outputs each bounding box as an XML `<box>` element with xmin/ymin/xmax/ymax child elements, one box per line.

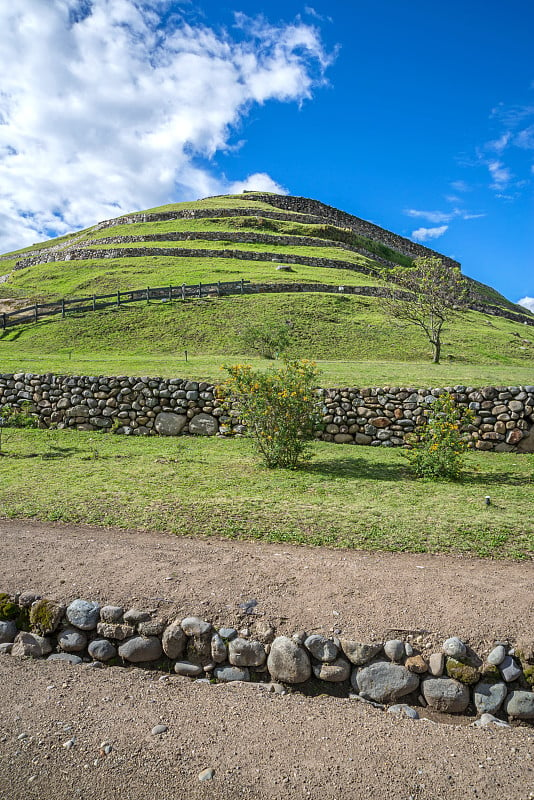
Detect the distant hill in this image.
<box><xmin>0</xmin><ymin>192</ymin><xmax>532</xmax><ymax>373</ymax></box>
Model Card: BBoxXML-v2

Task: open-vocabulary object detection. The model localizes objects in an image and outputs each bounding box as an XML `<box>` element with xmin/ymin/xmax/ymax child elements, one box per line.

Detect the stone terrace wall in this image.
<box><xmin>1</xmin><ymin>592</ymin><xmax>534</xmax><ymax>722</ymax></box>
<box><xmin>242</xmin><ymin>194</ymin><xmax>461</xmax><ymax>271</ymax></box>
<box><xmin>1</xmin><ymin>374</ymin><xmax>533</xmax><ymax>453</ymax></box>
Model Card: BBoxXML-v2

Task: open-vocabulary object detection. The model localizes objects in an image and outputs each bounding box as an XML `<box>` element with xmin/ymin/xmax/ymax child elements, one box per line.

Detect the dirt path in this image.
<box><xmin>1</xmin><ymin>518</ymin><xmax>533</xmax><ymax>800</ymax></box>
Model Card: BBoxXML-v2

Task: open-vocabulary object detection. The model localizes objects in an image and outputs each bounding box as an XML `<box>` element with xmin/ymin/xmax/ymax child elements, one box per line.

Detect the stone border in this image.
<box><xmin>1</xmin><ymin>591</ymin><xmax>533</xmax><ymax>724</ymax></box>
<box><xmin>1</xmin><ymin>374</ymin><xmax>533</xmax><ymax>452</ymax></box>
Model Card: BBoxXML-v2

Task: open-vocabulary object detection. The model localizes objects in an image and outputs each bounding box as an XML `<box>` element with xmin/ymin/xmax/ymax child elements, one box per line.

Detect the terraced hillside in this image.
<box><xmin>0</xmin><ymin>192</ymin><xmax>532</xmax><ymax>382</ymax></box>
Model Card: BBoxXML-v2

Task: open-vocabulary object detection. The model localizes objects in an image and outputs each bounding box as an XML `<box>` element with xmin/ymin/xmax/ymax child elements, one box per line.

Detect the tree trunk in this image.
<box><xmin>432</xmin><ymin>337</ymin><xmax>441</xmax><ymax>364</ymax></box>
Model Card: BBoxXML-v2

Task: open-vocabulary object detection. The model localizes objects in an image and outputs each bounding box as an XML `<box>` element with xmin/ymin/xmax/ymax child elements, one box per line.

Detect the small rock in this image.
<box><xmin>0</xmin><ymin>643</ymin><xmax>13</xmax><ymax>655</ymax></box>
<box><xmin>88</xmin><ymin>639</ymin><xmax>117</xmax><ymax>662</ymax></box>
<box><xmin>151</xmin><ymin>724</ymin><xmax>168</xmax><ymax>735</ymax></box>
<box><xmin>421</xmin><ymin>677</ymin><xmax>470</xmax><ymax>713</ymax></box>
<box><xmin>312</xmin><ymin>657</ymin><xmax>351</xmax><ymax>683</ymax></box>
<box><xmin>499</xmin><ymin>655</ymin><xmax>522</xmax><ymax>682</ymax></box>
<box><xmin>99</xmin><ymin>606</ymin><xmax>124</xmax><ymax>623</ymax></box>
<box><xmin>123</xmin><ymin>608</ymin><xmax>151</xmax><ymax>625</ymax></box>
<box><xmin>118</xmin><ymin>636</ymin><xmax>163</xmax><ymax>663</ymax></box>
<box><xmin>96</xmin><ymin>622</ymin><xmax>135</xmax><ymax>641</ymax></box>
<box><xmin>218</xmin><ymin>628</ymin><xmax>237</xmax><ymax>640</ymax></box>
<box><xmin>442</xmin><ymin>637</ymin><xmax>466</xmax><ymax>659</ymax></box>
<box><xmin>428</xmin><ymin>652</ymin><xmax>444</xmax><ymax>677</ymax></box>
<box><xmin>66</xmin><ymin>600</ymin><xmax>100</xmax><ymax>631</ymax></box>
<box><xmin>0</xmin><ymin>621</ymin><xmax>18</xmax><ymax>644</ymax></box>
<box><xmin>473</xmin><ymin>681</ymin><xmax>508</xmax><ymax>714</ymax></box>
<box><xmin>304</xmin><ymin>634</ymin><xmax>338</xmax><ymax>662</ymax></box>
<box><xmin>387</xmin><ymin>704</ymin><xmax>419</xmax><ymax>720</ymax></box>
<box><xmin>505</xmin><ymin>691</ymin><xmax>534</xmax><ymax>719</ymax></box>
<box><xmin>340</xmin><ymin>640</ymin><xmax>382</xmax><ymax>666</ymax></box>
<box><xmin>47</xmin><ymin>653</ymin><xmax>83</xmax><ymax>665</ymax></box>
<box><xmin>384</xmin><ymin>640</ymin><xmax>405</xmax><ymax>662</ymax></box>
<box><xmin>405</xmin><ymin>655</ymin><xmax>428</xmax><ymax>674</ymax></box>
<box><xmin>268</xmin><ymin>683</ymin><xmax>287</xmax><ymax>694</ymax></box>
<box><xmin>353</xmin><ymin>662</ymin><xmax>419</xmax><ymax>703</ymax></box>
<box><xmin>487</xmin><ymin>645</ymin><xmax>506</xmax><ymax>666</ymax></box>
<box><xmin>471</xmin><ymin>713</ymin><xmax>510</xmax><ymax>728</ymax></box>
<box><xmin>137</xmin><ymin>620</ymin><xmax>166</xmax><ymax>637</ymax></box>
<box><xmin>57</xmin><ymin>629</ymin><xmax>87</xmax><ymax>653</ymax></box>
<box><xmin>198</xmin><ymin>767</ymin><xmax>215</xmax><ymax>782</ymax></box>
<box><xmin>181</xmin><ymin>617</ymin><xmax>212</xmax><ymax>636</ymax></box>
<box><xmin>404</xmin><ymin>643</ymin><xmax>414</xmax><ymax>657</ymax></box>
<box><xmin>11</xmin><ymin>631</ymin><xmax>52</xmax><ymax>658</ymax></box>
<box><xmin>214</xmin><ymin>665</ymin><xmax>250</xmax><ymax>682</ymax></box>
<box><xmin>174</xmin><ymin>661</ymin><xmax>204</xmax><ymax>677</ymax></box>
<box><xmin>63</xmin><ymin>738</ymin><xmax>76</xmax><ymax>749</ymax></box>
<box><xmin>30</xmin><ymin>599</ymin><xmax>66</xmax><ymax>635</ymax></box>
<box><xmin>211</xmin><ymin>633</ymin><xmax>227</xmax><ymax>663</ymax></box>
<box><xmin>267</xmin><ymin>636</ymin><xmax>311</xmax><ymax>684</ymax></box>
<box><xmin>162</xmin><ymin>620</ymin><xmax>187</xmax><ymax>659</ymax></box>
<box><xmin>228</xmin><ymin>638</ymin><xmax>266</xmax><ymax>667</ymax></box>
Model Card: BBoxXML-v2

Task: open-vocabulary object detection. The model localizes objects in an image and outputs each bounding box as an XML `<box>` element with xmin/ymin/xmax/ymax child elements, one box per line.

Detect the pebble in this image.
<box><xmin>151</xmin><ymin>725</ymin><xmax>168</xmax><ymax>735</ymax></box>
<box><xmin>63</xmin><ymin>738</ymin><xmax>76</xmax><ymax>749</ymax></box>
<box><xmin>198</xmin><ymin>768</ymin><xmax>215</xmax><ymax>782</ymax></box>
<box><xmin>387</xmin><ymin>704</ymin><xmax>419</xmax><ymax>720</ymax></box>
<box><xmin>499</xmin><ymin>655</ymin><xmax>522</xmax><ymax>682</ymax></box>
<box><xmin>218</xmin><ymin>628</ymin><xmax>237</xmax><ymax>640</ymax></box>
<box><xmin>384</xmin><ymin>640</ymin><xmax>405</xmax><ymax>662</ymax></box>
<box><xmin>471</xmin><ymin>713</ymin><xmax>510</xmax><ymax>728</ymax></box>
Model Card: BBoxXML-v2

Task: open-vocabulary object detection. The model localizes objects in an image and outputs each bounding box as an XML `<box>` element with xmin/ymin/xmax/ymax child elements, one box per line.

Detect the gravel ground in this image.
<box><xmin>1</xmin><ymin>518</ymin><xmax>533</xmax><ymax>800</ymax></box>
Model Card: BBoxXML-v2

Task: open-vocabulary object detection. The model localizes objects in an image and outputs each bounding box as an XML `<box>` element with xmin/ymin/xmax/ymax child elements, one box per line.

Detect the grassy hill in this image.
<box><xmin>1</xmin><ymin>192</ymin><xmax>532</xmax><ymax>386</ymax></box>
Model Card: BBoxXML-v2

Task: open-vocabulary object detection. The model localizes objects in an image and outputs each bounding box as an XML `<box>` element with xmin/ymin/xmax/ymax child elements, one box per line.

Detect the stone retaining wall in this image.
<box><xmin>1</xmin><ymin>591</ymin><xmax>533</xmax><ymax>723</ymax></box>
<box><xmin>1</xmin><ymin>374</ymin><xmax>533</xmax><ymax>452</ymax></box>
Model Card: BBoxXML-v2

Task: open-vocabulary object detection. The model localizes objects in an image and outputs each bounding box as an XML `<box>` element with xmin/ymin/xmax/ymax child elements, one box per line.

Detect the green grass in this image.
<box><xmin>0</xmin><ymin>257</ymin><xmax>384</xmax><ymax>300</ymax></box>
<box><xmin>1</xmin><ymin>294</ymin><xmax>533</xmax><ymax>385</ymax></box>
<box><xmin>0</xmin><ymin>429</ymin><xmax>532</xmax><ymax>559</ymax></box>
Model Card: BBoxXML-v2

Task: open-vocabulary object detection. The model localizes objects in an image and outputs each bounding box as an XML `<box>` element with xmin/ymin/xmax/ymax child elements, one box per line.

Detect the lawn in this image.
<box><xmin>0</xmin><ymin>429</ymin><xmax>532</xmax><ymax>560</ymax></box>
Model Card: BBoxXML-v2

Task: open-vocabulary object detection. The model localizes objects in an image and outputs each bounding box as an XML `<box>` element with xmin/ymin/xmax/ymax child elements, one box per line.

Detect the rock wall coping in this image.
<box><xmin>1</xmin><ymin>590</ymin><xmax>533</xmax><ymax>724</ymax></box>
<box><xmin>1</xmin><ymin>374</ymin><xmax>533</xmax><ymax>452</ymax></box>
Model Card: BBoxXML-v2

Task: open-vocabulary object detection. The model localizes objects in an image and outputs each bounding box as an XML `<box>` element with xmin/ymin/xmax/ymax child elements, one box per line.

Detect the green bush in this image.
<box><xmin>221</xmin><ymin>359</ymin><xmax>321</xmax><ymax>469</ymax></box>
<box><xmin>404</xmin><ymin>392</ymin><xmax>474</xmax><ymax>480</ymax></box>
<box><xmin>241</xmin><ymin>321</ymin><xmax>292</xmax><ymax>359</ymax></box>
<box><xmin>0</xmin><ymin>402</ymin><xmax>39</xmax><ymax>428</ymax></box>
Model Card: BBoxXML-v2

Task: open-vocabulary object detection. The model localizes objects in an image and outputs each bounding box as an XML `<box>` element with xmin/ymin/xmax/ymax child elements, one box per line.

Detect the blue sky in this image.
<box><xmin>1</xmin><ymin>1</ymin><xmax>533</xmax><ymax>309</ymax></box>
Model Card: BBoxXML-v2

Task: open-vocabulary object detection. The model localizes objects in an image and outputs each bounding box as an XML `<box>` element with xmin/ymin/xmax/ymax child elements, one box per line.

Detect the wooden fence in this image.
<box><xmin>0</xmin><ymin>279</ymin><xmax>250</xmax><ymax>329</ymax></box>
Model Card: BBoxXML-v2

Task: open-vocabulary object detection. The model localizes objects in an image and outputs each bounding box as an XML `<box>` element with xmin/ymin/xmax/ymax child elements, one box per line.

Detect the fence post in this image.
<box><xmin>34</xmin><ymin>303</ymin><xmax>38</xmax><ymax>323</ymax></box>
<box><xmin>182</xmin><ymin>283</ymin><xmax>186</xmax><ymax>300</ymax></box>
<box><xmin>217</xmin><ymin>281</ymin><xmax>220</xmax><ymax>297</ymax></box>
<box><xmin>92</xmin><ymin>295</ymin><xmax>96</xmax><ymax>312</ymax></box>
<box><xmin>1</xmin><ymin>312</ymin><xmax>5</xmax><ymax>329</ymax></box>
<box><xmin>61</xmin><ymin>299</ymin><xmax>65</xmax><ymax>318</ymax></box>
<box><xmin>117</xmin><ymin>291</ymin><xmax>120</xmax><ymax>307</ymax></box>
<box><xmin>169</xmin><ymin>285</ymin><xmax>172</xmax><ymax>301</ymax></box>
<box><xmin>146</xmin><ymin>287</ymin><xmax>150</xmax><ymax>303</ymax></box>
<box><xmin>199</xmin><ymin>282</ymin><xmax>202</xmax><ymax>298</ymax></box>
<box><xmin>240</xmin><ymin>278</ymin><xmax>244</xmax><ymax>294</ymax></box>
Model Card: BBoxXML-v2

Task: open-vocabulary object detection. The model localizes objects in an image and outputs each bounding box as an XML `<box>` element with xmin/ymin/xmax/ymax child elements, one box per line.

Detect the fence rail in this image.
<box><xmin>0</xmin><ymin>279</ymin><xmax>250</xmax><ymax>329</ymax></box>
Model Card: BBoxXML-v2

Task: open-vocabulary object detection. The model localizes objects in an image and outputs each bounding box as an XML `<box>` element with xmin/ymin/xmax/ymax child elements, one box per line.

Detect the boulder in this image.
<box><xmin>154</xmin><ymin>412</ymin><xmax>187</xmax><ymax>436</ymax></box>
<box><xmin>57</xmin><ymin>628</ymin><xmax>87</xmax><ymax>653</ymax></box>
<box><xmin>188</xmin><ymin>413</ymin><xmax>218</xmax><ymax>436</ymax></box>
<box><xmin>353</xmin><ymin>662</ymin><xmax>419</xmax><ymax>703</ymax></box>
<box><xmin>267</xmin><ymin>636</ymin><xmax>311</xmax><ymax>684</ymax></box>
<box><xmin>504</xmin><ymin>691</ymin><xmax>534</xmax><ymax>719</ymax></box>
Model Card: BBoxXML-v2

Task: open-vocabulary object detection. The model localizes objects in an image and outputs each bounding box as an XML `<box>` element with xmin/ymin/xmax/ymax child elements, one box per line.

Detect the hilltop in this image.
<box><xmin>0</xmin><ymin>192</ymin><xmax>532</xmax><ymax>384</ymax></box>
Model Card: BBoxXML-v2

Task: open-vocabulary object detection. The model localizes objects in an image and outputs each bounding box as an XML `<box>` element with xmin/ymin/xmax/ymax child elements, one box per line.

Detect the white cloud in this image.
<box><xmin>517</xmin><ymin>296</ymin><xmax>534</xmax><ymax>313</ymax></box>
<box><xmin>228</xmin><ymin>173</ymin><xmax>288</xmax><ymax>195</ymax></box>
<box><xmin>405</xmin><ymin>209</ymin><xmax>454</xmax><ymax>224</ymax></box>
<box><xmin>0</xmin><ymin>1</ymin><xmax>331</xmax><ymax>253</ymax></box>
<box><xmin>487</xmin><ymin>159</ymin><xmax>512</xmax><ymax>190</ymax></box>
<box><xmin>487</xmin><ymin>132</ymin><xmax>511</xmax><ymax>153</ymax></box>
<box><xmin>411</xmin><ymin>225</ymin><xmax>448</xmax><ymax>242</ymax></box>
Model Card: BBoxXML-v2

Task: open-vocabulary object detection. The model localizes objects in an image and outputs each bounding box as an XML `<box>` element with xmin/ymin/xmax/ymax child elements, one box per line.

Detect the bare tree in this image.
<box><xmin>382</xmin><ymin>256</ymin><xmax>470</xmax><ymax>364</ymax></box>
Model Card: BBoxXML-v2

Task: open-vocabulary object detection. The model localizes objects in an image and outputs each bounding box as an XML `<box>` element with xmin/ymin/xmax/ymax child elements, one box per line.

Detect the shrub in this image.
<box><xmin>0</xmin><ymin>402</ymin><xmax>39</xmax><ymax>428</ymax></box>
<box><xmin>404</xmin><ymin>392</ymin><xmax>474</xmax><ymax>480</ymax></box>
<box><xmin>221</xmin><ymin>359</ymin><xmax>321</xmax><ymax>469</ymax></box>
<box><xmin>241</xmin><ymin>321</ymin><xmax>292</xmax><ymax>359</ymax></box>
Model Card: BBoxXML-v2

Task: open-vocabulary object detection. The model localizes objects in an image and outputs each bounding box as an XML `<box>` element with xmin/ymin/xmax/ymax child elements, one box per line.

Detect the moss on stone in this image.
<box><xmin>0</xmin><ymin>593</ymin><xmax>20</xmax><ymax>621</ymax></box>
<box><xmin>446</xmin><ymin>657</ymin><xmax>480</xmax><ymax>685</ymax></box>
<box><xmin>479</xmin><ymin>664</ymin><xmax>501</xmax><ymax>681</ymax></box>
<box><xmin>523</xmin><ymin>666</ymin><xmax>534</xmax><ymax>687</ymax></box>
<box><xmin>29</xmin><ymin>599</ymin><xmax>64</xmax><ymax>635</ymax></box>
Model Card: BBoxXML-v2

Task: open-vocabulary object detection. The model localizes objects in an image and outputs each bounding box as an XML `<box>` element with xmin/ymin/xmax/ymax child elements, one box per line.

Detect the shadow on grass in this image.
<box><xmin>302</xmin><ymin>456</ymin><xmax>408</xmax><ymax>482</ymax></box>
